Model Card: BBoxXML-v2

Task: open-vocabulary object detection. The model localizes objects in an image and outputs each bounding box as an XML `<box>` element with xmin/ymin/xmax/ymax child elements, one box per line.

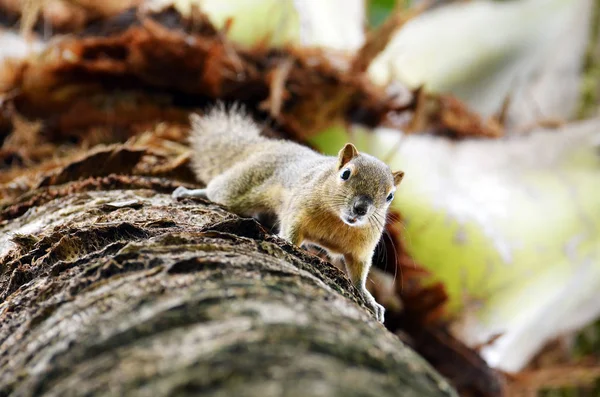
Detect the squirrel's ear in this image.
<box><xmin>392</xmin><ymin>171</ymin><xmax>405</xmax><ymax>186</ymax></box>
<box><xmin>338</xmin><ymin>143</ymin><xmax>359</xmax><ymax>168</ymax></box>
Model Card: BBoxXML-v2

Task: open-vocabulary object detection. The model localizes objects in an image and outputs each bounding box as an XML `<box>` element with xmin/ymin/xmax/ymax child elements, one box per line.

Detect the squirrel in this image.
<box><xmin>172</xmin><ymin>106</ymin><xmax>404</xmax><ymax>322</ymax></box>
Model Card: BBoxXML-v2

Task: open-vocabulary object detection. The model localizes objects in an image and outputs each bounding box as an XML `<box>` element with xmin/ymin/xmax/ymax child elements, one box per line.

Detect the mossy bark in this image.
<box><xmin>0</xmin><ymin>175</ymin><xmax>456</xmax><ymax>397</ymax></box>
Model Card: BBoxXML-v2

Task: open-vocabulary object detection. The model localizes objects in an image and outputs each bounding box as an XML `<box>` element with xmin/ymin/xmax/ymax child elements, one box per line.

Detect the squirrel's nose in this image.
<box><xmin>352</xmin><ymin>196</ymin><xmax>372</xmax><ymax>216</ymax></box>
<box><xmin>354</xmin><ymin>204</ymin><xmax>368</xmax><ymax>216</ymax></box>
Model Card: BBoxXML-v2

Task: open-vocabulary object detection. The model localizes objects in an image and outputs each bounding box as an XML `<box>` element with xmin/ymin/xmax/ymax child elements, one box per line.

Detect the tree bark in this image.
<box><xmin>0</xmin><ymin>175</ymin><xmax>456</xmax><ymax>397</ymax></box>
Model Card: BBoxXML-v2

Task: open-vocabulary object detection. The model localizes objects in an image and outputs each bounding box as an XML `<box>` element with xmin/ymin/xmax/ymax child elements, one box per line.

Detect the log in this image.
<box><xmin>0</xmin><ymin>175</ymin><xmax>456</xmax><ymax>396</ymax></box>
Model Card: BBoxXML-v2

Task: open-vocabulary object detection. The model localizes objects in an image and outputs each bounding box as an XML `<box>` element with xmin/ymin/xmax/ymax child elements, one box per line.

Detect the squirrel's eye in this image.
<box><xmin>340</xmin><ymin>168</ymin><xmax>351</xmax><ymax>181</ymax></box>
<box><xmin>386</xmin><ymin>192</ymin><xmax>394</xmax><ymax>202</ymax></box>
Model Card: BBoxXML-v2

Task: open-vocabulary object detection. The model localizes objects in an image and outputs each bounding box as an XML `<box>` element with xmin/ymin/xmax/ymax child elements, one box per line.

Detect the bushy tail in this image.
<box><xmin>188</xmin><ymin>103</ymin><xmax>264</xmax><ymax>183</ymax></box>
<box><xmin>189</xmin><ymin>103</ymin><xmax>261</xmax><ymax>142</ymax></box>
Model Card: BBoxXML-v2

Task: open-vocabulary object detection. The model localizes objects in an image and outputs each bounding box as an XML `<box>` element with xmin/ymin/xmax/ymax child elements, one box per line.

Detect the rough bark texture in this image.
<box><xmin>0</xmin><ymin>175</ymin><xmax>456</xmax><ymax>397</ymax></box>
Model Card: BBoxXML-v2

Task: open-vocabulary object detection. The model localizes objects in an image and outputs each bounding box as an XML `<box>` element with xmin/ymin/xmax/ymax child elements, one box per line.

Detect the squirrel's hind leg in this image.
<box><xmin>202</xmin><ymin>169</ymin><xmax>265</xmax><ymax>217</ymax></box>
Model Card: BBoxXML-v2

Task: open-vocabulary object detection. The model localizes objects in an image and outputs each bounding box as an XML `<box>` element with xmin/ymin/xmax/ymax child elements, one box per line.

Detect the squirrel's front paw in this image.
<box><xmin>362</xmin><ymin>289</ymin><xmax>385</xmax><ymax>323</ymax></box>
<box><xmin>371</xmin><ymin>301</ymin><xmax>385</xmax><ymax>323</ymax></box>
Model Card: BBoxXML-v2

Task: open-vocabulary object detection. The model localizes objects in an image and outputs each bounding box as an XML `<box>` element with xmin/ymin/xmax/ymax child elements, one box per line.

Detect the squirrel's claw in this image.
<box><xmin>172</xmin><ymin>186</ymin><xmax>208</xmax><ymax>200</ymax></box>
<box><xmin>372</xmin><ymin>302</ymin><xmax>385</xmax><ymax>323</ymax></box>
<box><xmin>361</xmin><ymin>289</ymin><xmax>385</xmax><ymax>323</ymax></box>
<box><xmin>172</xmin><ymin>186</ymin><xmax>189</xmax><ymax>199</ymax></box>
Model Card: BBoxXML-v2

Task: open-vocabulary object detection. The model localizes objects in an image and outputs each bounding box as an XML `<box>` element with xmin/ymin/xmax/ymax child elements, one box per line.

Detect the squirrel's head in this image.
<box><xmin>333</xmin><ymin>143</ymin><xmax>404</xmax><ymax>228</ymax></box>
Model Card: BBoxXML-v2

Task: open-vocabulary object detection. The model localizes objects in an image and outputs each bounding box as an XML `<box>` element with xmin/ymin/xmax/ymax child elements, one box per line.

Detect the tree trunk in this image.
<box><xmin>0</xmin><ymin>174</ymin><xmax>456</xmax><ymax>397</ymax></box>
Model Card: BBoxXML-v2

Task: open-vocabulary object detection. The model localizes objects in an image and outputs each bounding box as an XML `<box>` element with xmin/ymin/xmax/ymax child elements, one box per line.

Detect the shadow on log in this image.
<box><xmin>0</xmin><ymin>175</ymin><xmax>456</xmax><ymax>396</ymax></box>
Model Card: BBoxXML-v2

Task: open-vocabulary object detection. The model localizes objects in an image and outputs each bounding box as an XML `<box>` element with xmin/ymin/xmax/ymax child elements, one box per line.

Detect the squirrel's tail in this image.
<box><xmin>188</xmin><ymin>103</ymin><xmax>264</xmax><ymax>183</ymax></box>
